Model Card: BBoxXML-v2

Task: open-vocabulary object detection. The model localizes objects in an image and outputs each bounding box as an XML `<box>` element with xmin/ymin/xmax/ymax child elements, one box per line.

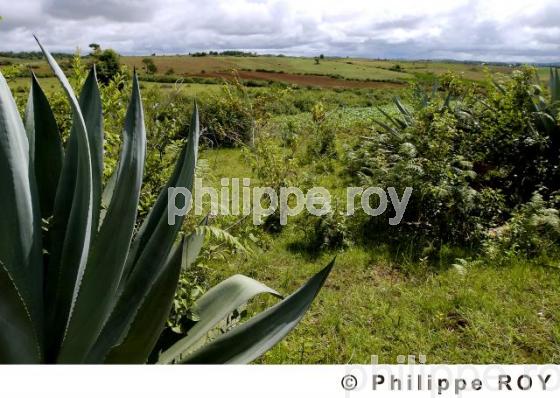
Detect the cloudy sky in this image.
<box><xmin>1</xmin><ymin>0</ymin><xmax>559</xmax><ymax>62</ymax></box>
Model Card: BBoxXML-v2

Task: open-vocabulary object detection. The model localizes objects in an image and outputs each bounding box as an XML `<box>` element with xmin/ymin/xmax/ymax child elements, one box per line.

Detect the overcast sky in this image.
<box><xmin>1</xmin><ymin>0</ymin><xmax>559</xmax><ymax>62</ymax></box>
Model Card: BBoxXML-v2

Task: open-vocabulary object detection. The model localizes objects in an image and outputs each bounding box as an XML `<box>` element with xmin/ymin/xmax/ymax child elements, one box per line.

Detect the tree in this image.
<box><xmin>142</xmin><ymin>57</ymin><xmax>158</xmax><ymax>75</ymax></box>
<box><xmin>95</xmin><ymin>48</ymin><xmax>121</xmax><ymax>84</ymax></box>
<box><xmin>87</xmin><ymin>43</ymin><xmax>121</xmax><ymax>84</ymax></box>
<box><xmin>88</xmin><ymin>43</ymin><xmax>101</xmax><ymax>56</ymax></box>
<box><xmin>314</xmin><ymin>57</ymin><xmax>320</xmax><ymax>65</ymax></box>
<box><xmin>319</xmin><ymin>54</ymin><xmax>324</xmax><ymax>59</ymax></box>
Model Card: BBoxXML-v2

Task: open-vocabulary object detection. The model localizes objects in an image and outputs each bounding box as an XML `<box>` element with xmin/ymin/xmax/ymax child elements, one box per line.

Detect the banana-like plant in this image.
<box><xmin>0</xmin><ymin>37</ymin><xmax>333</xmax><ymax>364</ymax></box>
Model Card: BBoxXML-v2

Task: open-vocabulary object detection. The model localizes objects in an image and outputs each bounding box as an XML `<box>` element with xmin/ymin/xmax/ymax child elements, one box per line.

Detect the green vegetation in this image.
<box><xmin>142</xmin><ymin>57</ymin><xmax>158</xmax><ymax>75</ymax></box>
<box><xmin>3</xmin><ymin>50</ymin><xmax>552</xmax><ymax>90</ymax></box>
<box><xmin>1</xmin><ymin>38</ymin><xmax>559</xmax><ymax>364</ymax></box>
<box><xmin>0</xmin><ymin>39</ymin><xmax>332</xmax><ymax>364</ymax></box>
<box><xmin>89</xmin><ymin>45</ymin><xmax>121</xmax><ymax>84</ymax></box>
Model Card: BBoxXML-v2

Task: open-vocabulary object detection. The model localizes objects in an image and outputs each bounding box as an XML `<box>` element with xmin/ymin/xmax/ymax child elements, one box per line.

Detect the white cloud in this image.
<box><xmin>0</xmin><ymin>0</ymin><xmax>558</xmax><ymax>62</ymax></box>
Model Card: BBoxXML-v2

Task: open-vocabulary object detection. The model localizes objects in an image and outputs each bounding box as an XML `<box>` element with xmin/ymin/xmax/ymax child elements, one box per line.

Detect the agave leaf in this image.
<box><xmin>88</xmin><ymin>105</ymin><xmax>200</xmax><ymax>362</ymax></box>
<box><xmin>373</xmin><ymin>119</ymin><xmax>400</xmax><ymax>138</ymax></box>
<box><xmin>182</xmin><ymin>216</ymin><xmax>208</xmax><ymax>270</ymax></box>
<box><xmin>158</xmin><ymin>274</ymin><xmax>282</xmax><ymax>364</ymax></box>
<box><xmin>376</xmin><ymin>106</ymin><xmax>406</xmax><ymax>130</ymax></box>
<box><xmin>0</xmin><ymin>70</ymin><xmax>43</xmax><ymax>360</ymax></box>
<box><xmin>119</xmin><ymin>102</ymin><xmax>199</xmax><ymax>286</ymax></box>
<box><xmin>35</xmin><ymin>37</ymin><xmax>94</xmax><ymax>361</ymax></box>
<box><xmin>102</xmin><ymin>237</ymin><xmax>184</xmax><ymax>364</ymax></box>
<box><xmin>78</xmin><ymin>66</ymin><xmax>104</xmax><ymax>233</ymax></box>
<box><xmin>24</xmin><ymin>73</ymin><xmax>63</xmax><ymax>219</ymax></box>
<box><xmin>57</xmin><ymin>73</ymin><xmax>146</xmax><ymax>363</ymax></box>
<box><xmin>0</xmin><ymin>263</ymin><xmax>40</xmax><ymax>363</ymax></box>
<box><xmin>394</xmin><ymin>96</ymin><xmax>412</xmax><ymax>121</ymax></box>
<box><xmin>550</xmin><ymin>68</ymin><xmax>559</xmax><ymax>103</ymax></box>
<box><xmin>180</xmin><ymin>259</ymin><xmax>334</xmax><ymax>364</ymax></box>
<box><xmin>99</xmin><ymin>167</ymin><xmax>117</xmax><ymax>226</ymax></box>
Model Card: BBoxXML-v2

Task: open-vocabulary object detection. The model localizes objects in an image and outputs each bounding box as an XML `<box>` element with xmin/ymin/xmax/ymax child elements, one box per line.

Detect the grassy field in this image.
<box><xmin>197</xmin><ymin>147</ymin><xmax>560</xmax><ymax>364</ymax></box>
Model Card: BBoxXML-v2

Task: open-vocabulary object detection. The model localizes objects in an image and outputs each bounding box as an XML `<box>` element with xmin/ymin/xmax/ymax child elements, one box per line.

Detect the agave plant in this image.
<box><xmin>0</xmin><ymin>37</ymin><xmax>333</xmax><ymax>364</ymax></box>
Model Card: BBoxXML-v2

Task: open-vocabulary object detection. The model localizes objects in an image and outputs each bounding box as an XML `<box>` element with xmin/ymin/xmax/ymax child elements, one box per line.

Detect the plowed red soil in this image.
<box><xmin>187</xmin><ymin>70</ymin><xmax>405</xmax><ymax>89</ymax></box>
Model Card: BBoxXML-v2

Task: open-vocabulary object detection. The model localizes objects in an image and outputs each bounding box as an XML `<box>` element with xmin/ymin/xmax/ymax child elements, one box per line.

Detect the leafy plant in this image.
<box><xmin>483</xmin><ymin>192</ymin><xmax>560</xmax><ymax>262</ymax></box>
<box><xmin>142</xmin><ymin>58</ymin><xmax>158</xmax><ymax>75</ymax></box>
<box><xmin>200</xmin><ymin>76</ymin><xmax>256</xmax><ymax>147</ymax></box>
<box><xmin>91</xmin><ymin>47</ymin><xmax>121</xmax><ymax>84</ymax></box>
<box><xmin>346</xmin><ymin>91</ymin><xmax>502</xmax><ymax>247</ymax></box>
<box><xmin>301</xmin><ymin>202</ymin><xmax>350</xmax><ymax>251</ymax></box>
<box><xmin>0</xmin><ymin>38</ymin><xmax>333</xmax><ymax>364</ymax></box>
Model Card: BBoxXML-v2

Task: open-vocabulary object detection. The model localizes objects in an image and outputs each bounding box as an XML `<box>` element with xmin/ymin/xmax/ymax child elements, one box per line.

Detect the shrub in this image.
<box><xmin>200</xmin><ymin>78</ymin><xmax>255</xmax><ymax>147</ymax></box>
<box><xmin>142</xmin><ymin>57</ymin><xmax>158</xmax><ymax>75</ymax></box>
<box><xmin>467</xmin><ymin>68</ymin><xmax>560</xmax><ymax>205</ymax></box>
<box><xmin>301</xmin><ymin>204</ymin><xmax>350</xmax><ymax>251</ymax></box>
<box><xmin>92</xmin><ymin>47</ymin><xmax>121</xmax><ymax>84</ymax></box>
<box><xmin>346</xmin><ymin>67</ymin><xmax>560</xmax><ymax>254</ymax></box>
<box><xmin>483</xmin><ymin>192</ymin><xmax>560</xmax><ymax>262</ymax></box>
<box><xmin>304</xmin><ymin>102</ymin><xmax>338</xmax><ymax>164</ymax></box>
<box><xmin>346</xmin><ymin>90</ymin><xmax>505</xmax><ymax>247</ymax></box>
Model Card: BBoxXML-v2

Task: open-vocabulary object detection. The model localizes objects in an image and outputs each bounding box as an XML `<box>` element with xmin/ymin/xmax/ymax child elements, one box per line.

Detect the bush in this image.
<box><xmin>304</xmin><ymin>102</ymin><xmax>337</xmax><ymax>162</ymax></box>
<box><xmin>93</xmin><ymin>49</ymin><xmax>120</xmax><ymax>84</ymax></box>
<box><xmin>465</xmin><ymin>68</ymin><xmax>560</xmax><ymax>205</ymax></box>
<box><xmin>142</xmin><ymin>57</ymin><xmax>158</xmax><ymax>75</ymax></box>
<box><xmin>301</xmin><ymin>205</ymin><xmax>350</xmax><ymax>251</ymax></box>
<box><xmin>345</xmin><ymin>84</ymin><xmax>504</xmax><ymax>247</ymax></box>
<box><xmin>345</xmin><ymin>67</ymin><xmax>560</xmax><ymax>255</ymax></box>
<box><xmin>200</xmin><ymin>79</ymin><xmax>256</xmax><ymax>147</ymax></box>
<box><xmin>483</xmin><ymin>192</ymin><xmax>560</xmax><ymax>262</ymax></box>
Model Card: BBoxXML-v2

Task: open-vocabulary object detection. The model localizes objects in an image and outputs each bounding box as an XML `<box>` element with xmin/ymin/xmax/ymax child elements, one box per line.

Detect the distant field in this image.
<box><xmin>122</xmin><ymin>55</ymin><xmax>528</xmax><ymax>85</ymax></box>
<box><xmin>122</xmin><ymin>55</ymin><xmax>413</xmax><ymax>82</ymax></box>
<box><xmin>3</xmin><ymin>53</ymin><xmax>550</xmax><ymax>90</ymax></box>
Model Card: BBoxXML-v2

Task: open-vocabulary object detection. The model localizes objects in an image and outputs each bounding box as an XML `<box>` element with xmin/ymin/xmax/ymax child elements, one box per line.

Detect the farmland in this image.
<box><xmin>2</xmin><ymin>52</ymin><xmax>549</xmax><ymax>92</ymax></box>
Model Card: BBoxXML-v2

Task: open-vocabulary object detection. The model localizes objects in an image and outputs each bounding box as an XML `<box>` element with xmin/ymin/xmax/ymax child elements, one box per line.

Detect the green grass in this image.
<box><xmin>197</xmin><ymin>146</ymin><xmax>560</xmax><ymax>364</ymax></box>
<box><xmin>7</xmin><ymin>76</ymin><xmax>59</xmax><ymax>94</ymax></box>
<box><xmin>221</xmin><ymin>238</ymin><xmax>560</xmax><ymax>364</ymax></box>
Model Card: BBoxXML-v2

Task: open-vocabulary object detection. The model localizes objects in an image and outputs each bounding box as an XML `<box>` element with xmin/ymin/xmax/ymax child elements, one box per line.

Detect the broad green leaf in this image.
<box><xmin>0</xmin><ymin>263</ymin><xmax>40</xmax><ymax>363</ymax></box>
<box><xmin>158</xmin><ymin>274</ymin><xmax>282</xmax><ymax>364</ymax></box>
<box><xmin>24</xmin><ymin>73</ymin><xmax>63</xmax><ymax>219</ymax></box>
<box><xmin>120</xmin><ymin>102</ymin><xmax>200</xmax><ymax>284</ymax></box>
<box><xmin>88</xmin><ymin>105</ymin><xmax>200</xmax><ymax>362</ymax></box>
<box><xmin>182</xmin><ymin>216</ymin><xmax>208</xmax><ymax>270</ymax></box>
<box><xmin>99</xmin><ymin>163</ymin><xmax>118</xmax><ymax>226</ymax></box>
<box><xmin>0</xmin><ymin>70</ymin><xmax>43</xmax><ymax>361</ymax></box>
<box><xmin>102</xmin><ymin>237</ymin><xmax>184</xmax><ymax>364</ymax></box>
<box><xmin>35</xmin><ymin>37</ymin><xmax>94</xmax><ymax>361</ymax></box>
<box><xmin>58</xmin><ymin>73</ymin><xmax>146</xmax><ymax>363</ymax></box>
<box><xmin>78</xmin><ymin>67</ymin><xmax>104</xmax><ymax>233</ymax></box>
<box><xmin>181</xmin><ymin>259</ymin><xmax>334</xmax><ymax>364</ymax></box>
